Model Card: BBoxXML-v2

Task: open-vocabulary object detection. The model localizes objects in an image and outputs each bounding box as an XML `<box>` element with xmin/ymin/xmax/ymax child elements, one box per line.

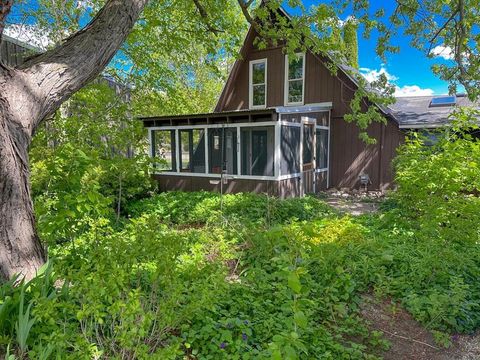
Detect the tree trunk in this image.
<box><xmin>0</xmin><ymin>99</ymin><xmax>45</xmax><ymax>281</ymax></box>
<box><xmin>0</xmin><ymin>0</ymin><xmax>149</xmax><ymax>281</ymax></box>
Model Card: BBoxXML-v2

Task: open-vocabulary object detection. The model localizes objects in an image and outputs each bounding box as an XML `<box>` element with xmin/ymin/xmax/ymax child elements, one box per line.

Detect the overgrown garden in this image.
<box><xmin>1</xmin><ymin>113</ymin><xmax>479</xmax><ymax>358</ymax></box>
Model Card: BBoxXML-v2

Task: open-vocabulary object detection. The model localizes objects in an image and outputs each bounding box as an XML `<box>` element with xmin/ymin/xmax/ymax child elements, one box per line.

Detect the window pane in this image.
<box><xmin>252</xmin><ymin>84</ymin><xmax>266</xmax><ymax>106</ymax></box>
<box><xmin>303</xmin><ymin>125</ymin><xmax>314</xmax><ymax>164</ymax></box>
<box><xmin>191</xmin><ymin>129</ymin><xmax>206</xmax><ymax>173</ymax></box>
<box><xmin>180</xmin><ymin>130</ymin><xmax>191</xmax><ymax>170</ymax></box>
<box><xmin>288</xmin><ymin>55</ymin><xmax>303</xmax><ymax>80</ymax></box>
<box><xmin>252</xmin><ymin>62</ymin><xmax>266</xmax><ymax>84</ymax></box>
<box><xmin>288</xmin><ymin>80</ymin><xmax>303</xmax><ymax>103</ymax></box>
<box><xmin>316</xmin><ymin>128</ymin><xmax>329</xmax><ymax>169</ymax></box>
<box><xmin>241</xmin><ymin>127</ymin><xmax>274</xmax><ymax>176</ymax></box>
<box><xmin>152</xmin><ymin>130</ymin><xmax>175</xmax><ymax>171</ymax></box>
<box><xmin>208</xmin><ymin>128</ymin><xmax>237</xmax><ymax>175</ymax></box>
<box><xmin>180</xmin><ymin>129</ymin><xmax>206</xmax><ymax>173</ymax></box>
<box><xmin>281</xmin><ymin>125</ymin><xmax>301</xmax><ymax>175</ymax></box>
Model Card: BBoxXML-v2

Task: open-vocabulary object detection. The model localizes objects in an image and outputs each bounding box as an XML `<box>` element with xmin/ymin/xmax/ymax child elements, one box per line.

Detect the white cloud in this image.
<box><xmin>359</xmin><ymin>67</ymin><xmax>398</xmax><ymax>82</ymax></box>
<box><xmin>430</xmin><ymin>45</ymin><xmax>454</xmax><ymax>60</ymax></box>
<box><xmin>360</xmin><ymin>66</ymin><xmax>434</xmax><ymax>97</ymax></box>
<box><xmin>394</xmin><ymin>85</ymin><xmax>434</xmax><ymax>97</ymax></box>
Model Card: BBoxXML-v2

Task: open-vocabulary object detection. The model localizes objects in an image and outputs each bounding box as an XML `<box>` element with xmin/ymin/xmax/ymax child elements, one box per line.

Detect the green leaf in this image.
<box><xmin>288</xmin><ymin>272</ymin><xmax>302</xmax><ymax>294</ymax></box>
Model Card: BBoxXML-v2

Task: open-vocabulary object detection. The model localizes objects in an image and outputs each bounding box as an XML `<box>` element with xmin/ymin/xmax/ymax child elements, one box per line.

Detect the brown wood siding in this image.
<box><xmin>277</xmin><ymin>178</ymin><xmax>301</xmax><ymax>198</ymax></box>
<box><xmin>329</xmin><ymin>118</ymin><xmax>405</xmax><ymax>190</ymax></box>
<box><xmin>154</xmin><ymin>174</ymin><xmax>279</xmax><ymax>196</ymax></box>
<box><xmin>219</xmin><ymin>46</ymin><xmax>285</xmax><ymax>111</ymax></box>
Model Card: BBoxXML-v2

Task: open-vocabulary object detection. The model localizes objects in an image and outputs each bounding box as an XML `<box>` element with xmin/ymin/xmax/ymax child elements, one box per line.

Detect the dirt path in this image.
<box><xmin>324</xmin><ymin>197</ymin><xmax>379</xmax><ymax>216</ymax></box>
<box><xmin>361</xmin><ymin>295</ymin><xmax>480</xmax><ymax>360</ymax></box>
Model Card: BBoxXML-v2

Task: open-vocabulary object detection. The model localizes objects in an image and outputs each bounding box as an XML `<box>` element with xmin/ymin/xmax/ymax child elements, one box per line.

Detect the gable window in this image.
<box><xmin>285</xmin><ymin>53</ymin><xmax>305</xmax><ymax>105</ymax></box>
<box><xmin>249</xmin><ymin>59</ymin><xmax>267</xmax><ymax>109</ymax></box>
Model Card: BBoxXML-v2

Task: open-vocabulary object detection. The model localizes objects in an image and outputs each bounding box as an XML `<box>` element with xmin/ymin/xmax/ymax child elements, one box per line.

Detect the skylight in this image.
<box><xmin>430</xmin><ymin>96</ymin><xmax>456</xmax><ymax>107</ymax></box>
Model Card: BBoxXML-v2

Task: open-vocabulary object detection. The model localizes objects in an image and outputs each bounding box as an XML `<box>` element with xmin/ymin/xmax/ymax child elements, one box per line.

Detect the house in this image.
<box><xmin>139</xmin><ymin>7</ymin><xmax>478</xmax><ymax>198</ymax></box>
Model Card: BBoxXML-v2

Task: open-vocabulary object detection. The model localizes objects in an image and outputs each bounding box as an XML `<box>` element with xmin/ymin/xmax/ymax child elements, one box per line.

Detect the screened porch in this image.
<box><xmin>141</xmin><ymin>104</ymin><xmax>331</xmax><ymax>196</ymax></box>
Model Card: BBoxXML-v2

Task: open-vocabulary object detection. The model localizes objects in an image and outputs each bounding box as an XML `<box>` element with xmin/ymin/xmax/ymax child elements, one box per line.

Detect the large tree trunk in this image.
<box><xmin>0</xmin><ymin>0</ymin><xmax>148</xmax><ymax>281</ymax></box>
<box><xmin>0</xmin><ymin>110</ymin><xmax>45</xmax><ymax>280</ymax></box>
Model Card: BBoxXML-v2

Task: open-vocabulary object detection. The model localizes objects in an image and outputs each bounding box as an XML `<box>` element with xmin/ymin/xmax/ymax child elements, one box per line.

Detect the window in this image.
<box><xmin>152</xmin><ymin>130</ymin><xmax>176</xmax><ymax>171</ymax></box>
<box><xmin>285</xmin><ymin>53</ymin><xmax>305</xmax><ymax>105</ymax></box>
<box><xmin>179</xmin><ymin>129</ymin><xmax>206</xmax><ymax>173</ymax></box>
<box><xmin>249</xmin><ymin>59</ymin><xmax>267</xmax><ymax>109</ymax></box>
<box><xmin>208</xmin><ymin>128</ymin><xmax>238</xmax><ymax>174</ymax></box>
<box><xmin>316</xmin><ymin>128</ymin><xmax>329</xmax><ymax>169</ymax></box>
<box><xmin>241</xmin><ymin>127</ymin><xmax>274</xmax><ymax>176</ymax></box>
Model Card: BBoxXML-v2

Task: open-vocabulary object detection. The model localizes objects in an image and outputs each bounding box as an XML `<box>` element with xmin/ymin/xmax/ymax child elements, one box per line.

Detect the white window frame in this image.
<box><xmin>249</xmin><ymin>58</ymin><xmax>267</xmax><ymax>109</ymax></box>
<box><xmin>284</xmin><ymin>53</ymin><xmax>305</xmax><ymax>106</ymax></box>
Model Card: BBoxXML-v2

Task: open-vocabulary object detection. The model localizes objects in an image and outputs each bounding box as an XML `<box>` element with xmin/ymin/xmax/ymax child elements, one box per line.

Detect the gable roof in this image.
<box><xmin>214</xmin><ymin>4</ymin><xmax>394</xmax><ymax>121</ymax></box>
<box><xmin>389</xmin><ymin>95</ymin><xmax>479</xmax><ymax>129</ymax></box>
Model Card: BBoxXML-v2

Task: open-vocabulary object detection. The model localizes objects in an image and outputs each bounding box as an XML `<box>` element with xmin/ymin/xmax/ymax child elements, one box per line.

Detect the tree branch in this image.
<box><xmin>9</xmin><ymin>0</ymin><xmax>148</xmax><ymax>132</ymax></box>
<box><xmin>192</xmin><ymin>0</ymin><xmax>223</xmax><ymax>35</ymax></box>
<box><xmin>237</xmin><ymin>0</ymin><xmax>261</xmax><ymax>33</ymax></box>
<box><xmin>427</xmin><ymin>5</ymin><xmax>459</xmax><ymax>55</ymax></box>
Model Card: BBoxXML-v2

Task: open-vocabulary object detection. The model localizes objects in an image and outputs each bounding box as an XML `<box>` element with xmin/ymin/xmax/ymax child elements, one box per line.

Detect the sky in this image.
<box><xmin>285</xmin><ymin>0</ymin><xmax>451</xmax><ymax>97</ymax></box>
<box><xmin>6</xmin><ymin>0</ymin><xmax>451</xmax><ymax>97</ymax></box>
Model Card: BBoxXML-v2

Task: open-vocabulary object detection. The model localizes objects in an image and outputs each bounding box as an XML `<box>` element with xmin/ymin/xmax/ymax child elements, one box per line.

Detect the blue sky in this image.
<box><xmin>7</xmin><ymin>0</ymin><xmax>450</xmax><ymax>96</ymax></box>
<box><xmin>285</xmin><ymin>0</ymin><xmax>451</xmax><ymax>96</ymax></box>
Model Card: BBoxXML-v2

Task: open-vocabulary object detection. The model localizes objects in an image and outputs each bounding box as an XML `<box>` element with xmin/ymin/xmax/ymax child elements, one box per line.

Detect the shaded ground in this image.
<box><xmin>325</xmin><ymin>197</ymin><xmax>379</xmax><ymax>216</ymax></box>
<box><xmin>361</xmin><ymin>294</ymin><xmax>480</xmax><ymax>360</ymax></box>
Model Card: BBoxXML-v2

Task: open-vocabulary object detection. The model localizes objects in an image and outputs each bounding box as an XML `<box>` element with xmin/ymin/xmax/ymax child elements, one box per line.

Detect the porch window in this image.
<box><xmin>285</xmin><ymin>53</ymin><xmax>305</xmax><ymax>105</ymax></box>
<box><xmin>249</xmin><ymin>59</ymin><xmax>267</xmax><ymax>109</ymax></box>
<box><xmin>179</xmin><ymin>129</ymin><xmax>206</xmax><ymax>173</ymax></box>
<box><xmin>316</xmin><ymin>128</ymin><xmax>329</xmax><ymax>169</ymax></box>
<box><xmin>241</xmin><ymin>126</ymin><xmax>274</xmax><ymax>176</ymax></box>
<box><xmin>208</xmin><ymin>128</ymin><xmax>238</xmax><ymax>174</ymax></box>
<box><xmin>152</xmin><ymin>130</ymin><xmax>176</xmax><ymax>171</ymax></box>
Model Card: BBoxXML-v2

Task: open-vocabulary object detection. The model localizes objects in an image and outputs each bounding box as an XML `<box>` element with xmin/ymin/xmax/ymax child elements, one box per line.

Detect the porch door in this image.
<box><xmin>251</xmin><ymin>130</ymin><xmax>268</xmax><ymax>175</ymax></box>
<box><xmin>301</xmin><ymin>118</ymin><xmax>316</xmax><ymax>195</ymax></box>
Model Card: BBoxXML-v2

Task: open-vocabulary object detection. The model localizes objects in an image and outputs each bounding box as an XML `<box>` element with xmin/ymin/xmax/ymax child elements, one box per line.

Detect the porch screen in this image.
<box><xmin>241</xmin><ymin>126</ymin><xmax>274</xmax><ymax>176</ymax></box>
<box><xmin>208</xmin><ymin>128</ymin><xmax>238</xmax><ymax>175</ymax></box>
<box><xmin>303</xmin><ymin>125</ymin><xmax>314</xmax><ymax>165</ymax></box>
<box><xmin>179</xmin><ymin>129</ymin><xmax>206</xmax><ymax>173</ymax></box>
<box><xmin>281</xmin><ymin>125</ymin><xmax>301</xmax><ymax>175</ymax></box>
<box><xmin>316</xmin><ymin>128</ymin><xmax>329</xmax><ymax>169</ymax></box>
<box><xmin>152</xmin><ymin>130</ymin><xmax>176</xmax><ymax>171</ymax></box>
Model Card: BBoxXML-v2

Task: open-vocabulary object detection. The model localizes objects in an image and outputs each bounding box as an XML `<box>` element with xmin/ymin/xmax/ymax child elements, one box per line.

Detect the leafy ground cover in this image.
<box><xmin>1</xmin><ymin>188</ymin><xmax>479</xmax><ymax>359</ymax></box>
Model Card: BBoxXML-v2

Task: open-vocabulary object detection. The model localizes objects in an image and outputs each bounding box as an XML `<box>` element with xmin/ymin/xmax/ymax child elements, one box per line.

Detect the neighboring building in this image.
<box><xmin>139</xmin><ymin>7</ymin><xmax>478</xmax><ymax>198</ymax></box>
<box><xmin>1</xmin><ymin>34</ymin><xmax>40</xmax><ymax>66</ymax></box>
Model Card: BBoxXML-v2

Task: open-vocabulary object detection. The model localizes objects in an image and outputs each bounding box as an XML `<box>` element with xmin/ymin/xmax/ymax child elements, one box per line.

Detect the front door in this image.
<box><xmin>302</xmin><ymin>118</ymin><xmax>316</xmax><ymax>195</ymax></box>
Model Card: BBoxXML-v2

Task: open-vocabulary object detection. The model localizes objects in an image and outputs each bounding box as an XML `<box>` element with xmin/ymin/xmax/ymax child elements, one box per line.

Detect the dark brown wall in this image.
<box><xmin>153</xmin><ymin>175</ymin><xmax>303</xmax><ymax>199</ymax></box>
<box><xmin>330</xmin><ymin>117</ymin><xmax>405</xmax><ymax>190</ymax></box>
<box><xmin>155</xmin><ymin>175</ymin><xmax>275</xmax><ymax>196</ymax></box>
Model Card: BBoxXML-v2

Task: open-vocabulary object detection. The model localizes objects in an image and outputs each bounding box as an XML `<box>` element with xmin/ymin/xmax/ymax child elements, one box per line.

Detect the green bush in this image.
<box><xmin>126</xmin><ymin>191</ymin><xmax>334</xmax><ymax>226</ymax></box>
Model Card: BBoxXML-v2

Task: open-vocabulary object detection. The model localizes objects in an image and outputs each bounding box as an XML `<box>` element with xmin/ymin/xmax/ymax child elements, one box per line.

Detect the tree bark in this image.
<box><xmin>0</xmin><ymin>0</ymin><xmax>148</xmax><ymax>281</ymax></box>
